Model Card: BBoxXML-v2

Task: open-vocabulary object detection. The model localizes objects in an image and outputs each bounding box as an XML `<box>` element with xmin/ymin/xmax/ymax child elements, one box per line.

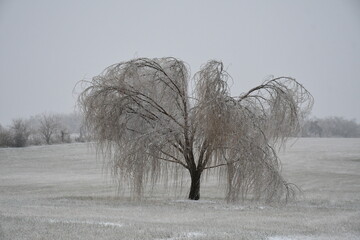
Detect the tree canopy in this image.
<box><xmin>78</xmin><ymin>57</ymin><xmax>313</xmax><ymax>202</ymax></box>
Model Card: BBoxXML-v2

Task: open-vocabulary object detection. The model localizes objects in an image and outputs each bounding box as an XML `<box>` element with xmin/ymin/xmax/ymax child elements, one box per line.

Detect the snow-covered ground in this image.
<box><xmin>0</xmin><ymin>138</ymin><xmax>359</xmax><ymax>239</ymax></box>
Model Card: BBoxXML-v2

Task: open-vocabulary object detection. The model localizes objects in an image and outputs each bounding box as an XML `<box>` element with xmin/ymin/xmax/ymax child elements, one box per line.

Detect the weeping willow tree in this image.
<box><xmin>78</xmin><ymin>57</ymin><xmax>313</xmax><ymax>202</ymax></box>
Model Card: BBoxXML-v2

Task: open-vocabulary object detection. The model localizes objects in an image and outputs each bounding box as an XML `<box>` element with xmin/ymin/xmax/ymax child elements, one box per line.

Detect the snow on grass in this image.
<box><xmin>267</xmin><ymin>233</ymin><xmax>360</xmax><ymax>240</ymax></box>
<box><xmin>155</xmin><ymin>232</ymin><xmax>206</xmax><ymax>240</ymax></box>
<box><xmin>184</xmin><ymin>232</ymin><xmax>205</xmax><ymax>238</ymax></box>
<box><xmin>268</xmin><ymin>236</ymin><xmax>313</xmax><ymax>240</ymax></box>
<box><xmin>1</xmin><ymin>138</ymin><xmax>359</xmax><ymax>239</ymax></box>
<box><xmin>173</xmin><ymin>199</ymin><xmax>216</xmax><ymax>204</ymax></box>
<box><xmin>47</xmin><ymin>218</ymin><xmax>123</xmax><ymax>228</ymax></box>
<box><xmin>267</xmin><ymin>235</ymin><xmax>354</xmax><ymax>240</ymax></box>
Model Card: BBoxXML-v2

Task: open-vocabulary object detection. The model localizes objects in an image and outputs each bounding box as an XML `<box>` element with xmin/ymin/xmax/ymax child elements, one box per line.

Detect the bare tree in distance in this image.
<box><xmin>39</xmin><ymin>114</ymin><xmax>59</xmax><ymax>144</ymax></box>
<box><xmin>302</xmin><ymin>117</ymin><xmax>360</xmax><ymax>138</ymax></box>
<box><xmin>0</xmin><ymin>124</ymin><xmax>12</xmax><ymax>147</ymax></box>
<box><xmin>11</xmin><ymin>119</ymin><xmax>30</xmax><ymax>147</ymax></box>
<box><xmin>78</xmin><ymin>57</ymin><xmax>313</xmax><ymax>202</ymax></box>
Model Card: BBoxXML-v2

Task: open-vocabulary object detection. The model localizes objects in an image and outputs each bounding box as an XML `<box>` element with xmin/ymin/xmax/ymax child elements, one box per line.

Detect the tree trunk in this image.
<box><xmin>226</xmin><ymin>163</ymin><xmax>235</xmax><ymax>202</ymax></box>
<box><xmin>188</xmin><ymin>169</ymin><xmax>202</xmax><ymax>200</ymax></box>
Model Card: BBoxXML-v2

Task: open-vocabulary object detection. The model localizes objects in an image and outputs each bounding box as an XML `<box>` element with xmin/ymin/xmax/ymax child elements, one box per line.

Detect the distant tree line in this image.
<box><xmin>1</xmin><ymin>114</ymin><xmax>358</xmax><ymax>148</ymax></box>
<box><xmin>301</xmin><ymin>117</ymin><xmax>360</xmax><ymax>138</ymax></box>
<box><xmin>0</xmin><ymin>112</ymin><xmax>90</xmax><ymax>148</ymax></box>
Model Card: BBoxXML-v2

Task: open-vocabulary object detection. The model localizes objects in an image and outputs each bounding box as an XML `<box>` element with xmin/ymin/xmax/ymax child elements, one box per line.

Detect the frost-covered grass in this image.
<box><xmin>0</xmin><ymin>138</ymin><xmax>359</xmax><ymax>239</ymax></box>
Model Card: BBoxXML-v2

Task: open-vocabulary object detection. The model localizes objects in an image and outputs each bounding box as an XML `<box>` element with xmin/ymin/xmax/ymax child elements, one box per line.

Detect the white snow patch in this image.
<box><xmin>268</xmin><ymin>236</ymin><xmax>314</xmax><ymax>240</ymax></box>
<box><xmin>184</xmin><ymin>232</ymin><xmax>206</xmax><ymax>238</ymax></box>
<box><xmin>173</xmin><ymin>199</ymin><xmax>216</xmax><ymax>204</ymax></box>
<box><xmin>156</xmin><ymin>232</ymin><xmax>205</xmax><ymax>240</ymax></box>
<box><xmin>233</xmin><ymin>206</ymin><xmax>245</xmax><ymax>210</ymax></box>
<box><xmin>268</xmin><ymin>237</ymin><xmax>294</xmax><ymax>240</ymax></box>
<box><xmin>155</xmin><ymin>237</ymin><xmax>176</xmax><ymax>240</ymax></box>
<box><xmin>47</xmin><ymin>218</ymin><xmax>123</xmax><ymax>227</ymax></box>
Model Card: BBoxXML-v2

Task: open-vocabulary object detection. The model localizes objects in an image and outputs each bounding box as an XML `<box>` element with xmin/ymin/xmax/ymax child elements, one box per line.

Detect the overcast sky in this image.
<box><xmin>0</xmin><ymin>0</ymin><xmax>359</xmax><ymax>125</ymax></box>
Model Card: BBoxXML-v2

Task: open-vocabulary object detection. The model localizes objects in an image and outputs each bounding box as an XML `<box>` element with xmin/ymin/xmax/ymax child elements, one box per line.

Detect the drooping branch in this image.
<box><xmin>78</xmin><ymin>58</ymin><xmax>193</xmax><ymax>198</ymax></box>
<box><xmin>191</xmin><ymin>61</ymin><xmax>313</xmax><ymax>202</ymax></box>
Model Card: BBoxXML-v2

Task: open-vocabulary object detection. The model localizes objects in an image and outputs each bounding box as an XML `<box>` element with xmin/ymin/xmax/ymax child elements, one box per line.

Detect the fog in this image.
<box><xmin>0</xmin><ymin>0</ymin><xmax>359</xmax><ymax>125</ymax></box>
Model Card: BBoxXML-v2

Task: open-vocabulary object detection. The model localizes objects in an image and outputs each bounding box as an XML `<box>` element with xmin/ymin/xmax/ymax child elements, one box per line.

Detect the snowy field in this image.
<box><xmin>0</xmin><ymin>138</ymin><xmax>359</xmax><ymax>240</ymax></box>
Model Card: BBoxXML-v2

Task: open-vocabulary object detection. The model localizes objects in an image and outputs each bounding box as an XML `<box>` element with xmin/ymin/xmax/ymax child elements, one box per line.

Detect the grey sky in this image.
<box><xmin>0</xmin><ymin>0</ymin><xmax>359</xmax><ymax>125</ymax></box>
